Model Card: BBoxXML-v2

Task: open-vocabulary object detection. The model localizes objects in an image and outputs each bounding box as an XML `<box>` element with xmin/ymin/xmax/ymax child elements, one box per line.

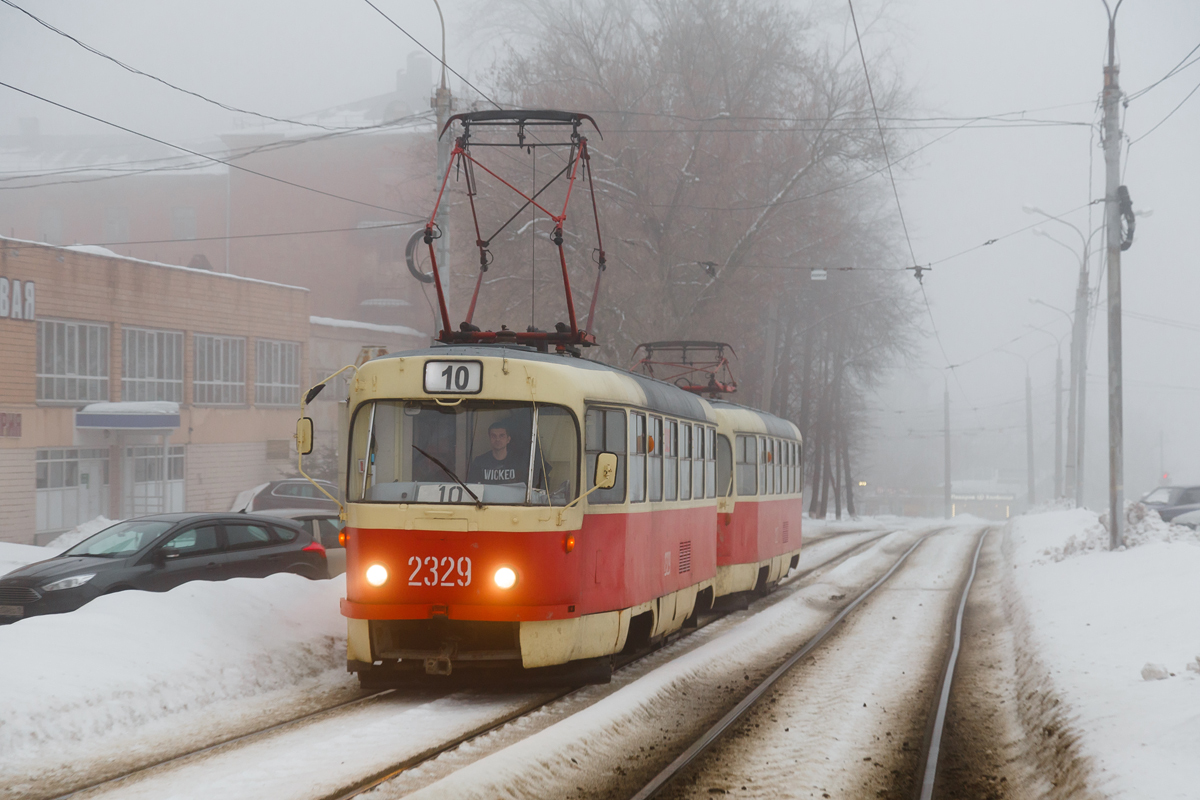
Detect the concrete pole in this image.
<box><xmin>1103</xmin><ymin>3</ymin><xmax>1124</xmax><ymax>548</ymax></box>
<box><xmin>1025</xmin><ymin>368</ymin><xmax>1035</xmax><ymax>507</ymax></box>
<box><xmin>1054</xmin><ymin>348</ymin><xmax>1063</xmax><ymax>498</ymax></box>
<box><xmin>944</xmin><ymin>383</ymin><xmax>951</xmax><ymax>519</ymax></box>
<box><xmin>761</xmin><ymin>295</ymin><xmax>780</xmax><ymax>413</ymax></box>
<box><xmin>1071</xmin><ymin>263</ymin><xmax>1089</xmax><ymax>507</ymax></box>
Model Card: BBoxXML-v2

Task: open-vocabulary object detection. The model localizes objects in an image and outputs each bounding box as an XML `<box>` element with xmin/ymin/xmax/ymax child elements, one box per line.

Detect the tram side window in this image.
<box><xmin>737</xmin><ymin>435</ymin><xmax>758</xmax><ymax>496</ymax></box>
<box><xmin>757</xmin><ymin>437</ymin><xmax>768</xmax><ymax>496</ymax></box>
<box><xmin>585</xmin><ymin>407</ymin><xmax>627</xmax><ymax>504</ymax></box>
<box><xmin>648</xmin><ymin>416</ymin><xmax>664</xmax><ymax>502</ymax></box>
<box><xmin>774</xmin><ymin>439</ymin><xmax>783</xmax><ymax>495</ymax></box>
<box><xmin>784</xmin><ymin>440</ymin><xmax>793</xmax><ymax>494</ymax></box>
<box><xmin>664</xmin><ymin>420</ymin><xmax>678</xmax><ymax>501</ymax></box>
<box><xmin>716</xmin><ymin>432</ymin><xmax>732</xmax><ymax>497</ymax></box>
<box><xmin>707</xmin><ymin>428</ymin><xmax>719</xmax><ymax>497</ymax></box>
<box><xmin>679</xmin><ymin>422</ymin><xmax>692</xmax><ymax>500</ymax></box>
<box><xmin>630</xmin><ymin>412</ymin><xmax>647</xmax><ymax>502</ymax></box>
<box><xmin>692</xmin><ymin>425</ymin><xmax>704</xmax><ymax>498</ymax></box>
<box><xmin>790</xmin><ymin>441</ymin><xmax>798</xmax><ymax>493</ymax></box>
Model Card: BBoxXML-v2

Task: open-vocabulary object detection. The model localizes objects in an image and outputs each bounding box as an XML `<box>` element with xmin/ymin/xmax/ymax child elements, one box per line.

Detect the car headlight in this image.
<box><xmin>365</xmin><ymin>564</ymin><xmax>388</xmax><ymax>586</ymax></box>
<box><xmin>42</xmin><ymin>573</ymin><xmax>96</xmax><ymax>592</ymax></box>
<box><xmin>493</xmin><ymin>567</ymin><xmax>517</xmax><ymax>589</ymax></box>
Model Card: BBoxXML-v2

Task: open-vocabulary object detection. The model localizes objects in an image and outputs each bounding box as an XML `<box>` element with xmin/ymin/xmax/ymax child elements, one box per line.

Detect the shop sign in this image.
<box><xmin>0</xmin><ymin>278</ymin><xmax>35</xmax><ymax>320</ymax></box>
<box><xmin>0</xmin><ymin>412</ymin><xmax>21</xmax><ymax>438</ymax></box>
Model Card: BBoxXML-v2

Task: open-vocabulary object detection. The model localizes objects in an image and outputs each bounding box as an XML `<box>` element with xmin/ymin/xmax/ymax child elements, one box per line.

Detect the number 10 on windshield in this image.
<box><xmin>423</xmin><ymin>361</ymin><xmax>482</xmax><ymax>394</ymax></box>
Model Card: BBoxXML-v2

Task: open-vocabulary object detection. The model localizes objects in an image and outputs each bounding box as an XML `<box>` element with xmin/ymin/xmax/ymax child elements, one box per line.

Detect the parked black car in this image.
<box><xmin>1139</xmin><ymin>485</ymin><xmax>1200</xmax><ymax>522</ymax></box>
<box><xmin>231</xmin><ymin>479</ymin><xmax>339</xmax><ymax>513</ymax></box>
<box><xmin>0</xmin><ymin>513</ymin><xmax>327</xmax><ymax>623</ymax></box>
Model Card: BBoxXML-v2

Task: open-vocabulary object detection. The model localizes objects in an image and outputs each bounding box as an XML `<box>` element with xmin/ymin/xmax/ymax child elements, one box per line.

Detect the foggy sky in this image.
<box><xmin>2</xmin><ymin>0</ymin><xmax>1196</xmax><ymax>501</ymax></box>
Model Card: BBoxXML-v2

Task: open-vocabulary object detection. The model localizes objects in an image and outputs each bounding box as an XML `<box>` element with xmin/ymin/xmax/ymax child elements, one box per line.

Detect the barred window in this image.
<box><xmin>194</xmin><ymin>334</ymin><xmax>246</xmax><ymax>405</ymax></box>
<box><xmin>122</xmin><ymin>328</ymin><xmax>183</xmax><ymax>402</ymax></box>
<box><xmin>37</xmin><ymin>319</ymin><xmax>109</xmax><ymax>402</ymax></box>
<box><xmin>255</xmin><ymin>339</ymin><xmax>301</xmax><ymax>405</ymax></box>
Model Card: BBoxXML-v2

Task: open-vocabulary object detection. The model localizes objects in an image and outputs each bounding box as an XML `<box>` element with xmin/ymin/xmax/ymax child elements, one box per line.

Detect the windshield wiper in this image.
<box><xmin>412</xmin><ymin>446</ymin><xmax>483</xmax><ymax>507</ymax></box>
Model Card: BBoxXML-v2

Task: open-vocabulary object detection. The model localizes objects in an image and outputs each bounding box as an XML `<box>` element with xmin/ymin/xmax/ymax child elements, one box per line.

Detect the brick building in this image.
<box><xmin>0</xmin><ymin>237</ymin><xmax>311</xmax><ymax>544</ymax></box>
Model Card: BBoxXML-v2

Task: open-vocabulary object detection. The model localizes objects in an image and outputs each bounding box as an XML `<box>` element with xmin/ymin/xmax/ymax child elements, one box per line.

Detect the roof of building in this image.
<box><xmin>1</xmin><ymin>236</ymin><xmax>307</xmax><ymax>292</ymax></box>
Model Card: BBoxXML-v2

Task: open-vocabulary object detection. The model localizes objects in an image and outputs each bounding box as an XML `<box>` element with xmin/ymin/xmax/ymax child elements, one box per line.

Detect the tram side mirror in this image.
<box><xmin>296</xmin><ymin>417</ymin><xmax>314</xmax><ymax>456</ymax></box>
<box><xmin>594</xmin><ymin>452</ymin><xmax>617</xmax><ymax>490</ymax></box>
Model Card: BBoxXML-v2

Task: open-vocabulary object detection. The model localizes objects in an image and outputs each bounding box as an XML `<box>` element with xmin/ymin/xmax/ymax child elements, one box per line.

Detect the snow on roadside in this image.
<box><xmin>0</xmin><ymin>573</ymin><xmax>349</xmax><ymax>768</ymax></box>
<box><xmin>1006</xmin><ymin>508</ymin><xmax>1200</xmax><ymax>799</ymax></box>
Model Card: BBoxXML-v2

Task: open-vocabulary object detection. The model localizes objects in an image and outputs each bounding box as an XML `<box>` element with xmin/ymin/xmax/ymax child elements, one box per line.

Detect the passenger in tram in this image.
<box><xmin>468</xmin><ymin>418</ymin><xmax>529</xmax><ymax>484</ymax></box>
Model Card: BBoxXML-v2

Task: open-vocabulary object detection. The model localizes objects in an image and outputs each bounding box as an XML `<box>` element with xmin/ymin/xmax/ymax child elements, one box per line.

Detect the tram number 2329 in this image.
<box><xmin>423</xmin><ymin>360</ymin><xmax>482</xmax><ymax>394</ymax></box>
<box><xmin>409</xmin><ymin>555</ymin><xmax>472</xmax><ymax>587</ymax></box>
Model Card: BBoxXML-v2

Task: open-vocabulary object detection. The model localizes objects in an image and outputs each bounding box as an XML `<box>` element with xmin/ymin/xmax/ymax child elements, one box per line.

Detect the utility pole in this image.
<box><xmin>1102</xmin><ymin>0</ymin><xmax>1125</xmax><ymax>549</ymax></box>
<box><xmin>1025</xmin><ymin>366</ymin><xmax>1036</xmax><ymax>507</ymax></box>
<box><xmin>943</xmin><ymin>383</ymin><xmax>951</xmax><ymax>519</ymax></box>
<box><xmin>432</xmin><ymin>0</ymin><xmax>452</xmax><ymax>317</ymax></box>
<box><xmin>1054</xmin><ymin>347</ymin><xmax>1063</xmax><ymax>498</ymax></box>
<box><xmin>1071</xmin><ymin>266</ymin><xmax>1089</xmax><ymax>508</ymax></box>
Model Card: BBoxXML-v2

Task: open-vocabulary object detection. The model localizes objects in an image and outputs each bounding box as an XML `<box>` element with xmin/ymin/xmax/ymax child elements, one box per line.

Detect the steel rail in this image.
<box><xmin>629</xmin><ymin>529</ymin><xmax>941</xmax><ymax>800</ymax></box>
<box><xmin>43</xmin><ymin>688</ymin><xmax>397</xmax><ymax>800</ymax></box>
<box><xmin>917</xmin><ymin>527</ymin><xmax>990</xmax><ymax>800</ymax></box>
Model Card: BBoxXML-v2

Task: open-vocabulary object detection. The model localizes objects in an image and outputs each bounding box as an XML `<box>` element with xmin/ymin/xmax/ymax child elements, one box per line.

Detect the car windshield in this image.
<box><xmin>1142</xmin><ymin>487</ymin><xmax>1174</xmax><ymax>504</ymax></box>
<box><xmin>63</xmin><ymin>520</ymin><xmax>174</xmax><ymax>558</ymax></box>
<box><xmin>348</xmin><ymin>400</ymin><xmax>578</xmax><ymax>506</ymax></box>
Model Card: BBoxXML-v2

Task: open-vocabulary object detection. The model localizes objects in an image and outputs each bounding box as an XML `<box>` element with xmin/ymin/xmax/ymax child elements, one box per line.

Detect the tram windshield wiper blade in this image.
<box><xmin>412</xmin><ymin>445</ymin><xmax>483</xmax><ymax>507</ymax></box>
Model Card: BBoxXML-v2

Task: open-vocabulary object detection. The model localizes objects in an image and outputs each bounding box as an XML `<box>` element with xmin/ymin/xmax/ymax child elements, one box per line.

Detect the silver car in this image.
<box><xmin>256</xmin><ymin>509</ymin><xmax>345</xmax><ymax>577</ymax></box>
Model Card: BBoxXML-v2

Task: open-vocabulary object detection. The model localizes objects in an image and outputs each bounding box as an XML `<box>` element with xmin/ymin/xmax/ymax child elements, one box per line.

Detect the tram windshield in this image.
<box><xmin>348</xmin><ymin>400</ymin><xmax>579</xmax><ymax>506</ymax></box>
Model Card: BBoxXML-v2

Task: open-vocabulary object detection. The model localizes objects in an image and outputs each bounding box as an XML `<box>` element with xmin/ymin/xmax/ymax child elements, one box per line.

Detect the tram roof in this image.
<box><xmin>374</xmin><ymin>344</ymin><xmax>712</xmax><ymax>422</ymax></box>
<box><xmin>707</xmin><ymin>397</ymin><xmax>800</xmax><ymax>439</ymax></box>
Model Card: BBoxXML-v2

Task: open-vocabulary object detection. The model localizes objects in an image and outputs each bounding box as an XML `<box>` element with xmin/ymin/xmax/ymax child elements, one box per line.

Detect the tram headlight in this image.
<box><xmin>493</xmin><ymin>566</ymin><xmax>517</xmax><ymax>589</ymax></box>
<box><xmin>365</xmin><ymin>564</ymin><xmax>388</xmax><ymax>586</ymax></box>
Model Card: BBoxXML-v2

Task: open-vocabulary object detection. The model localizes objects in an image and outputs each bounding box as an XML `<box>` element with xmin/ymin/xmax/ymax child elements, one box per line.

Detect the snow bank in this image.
<box><xmin>0</xmin><ymin>574</ymin><xmax>348</xmax><ymax>765</ymax></box>
<box><xmin>43</xmin><ymin>515</ymin><xmax>121</xmax><ymax>552</ymax></box>
<box><xmin>1007</xmin><ymin>508</ymin><xmax>1200</xmax><ymax>799</ymax></box>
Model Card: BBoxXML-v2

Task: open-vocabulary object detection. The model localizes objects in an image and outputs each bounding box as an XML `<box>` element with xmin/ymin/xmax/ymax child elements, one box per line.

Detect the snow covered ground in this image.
<box><xmin>1006</xmin><ymin>506</ymin><xmax>1200</xmax><ymax>799</ymax></box>
<box><xmin>0</xmin><ymin>543</ymin><xmax>353</xmax><ymax>790</ymax></box>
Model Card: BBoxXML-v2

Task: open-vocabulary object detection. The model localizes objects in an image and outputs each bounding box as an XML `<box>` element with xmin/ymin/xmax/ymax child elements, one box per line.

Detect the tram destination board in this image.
<box><xmin>423</xmin><ymin>360</ymin><xmax>483</xmax><ymax>394</ymax></box>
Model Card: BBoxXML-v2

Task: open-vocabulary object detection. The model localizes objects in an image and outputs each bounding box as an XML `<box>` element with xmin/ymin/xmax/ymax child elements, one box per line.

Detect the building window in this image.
<box><xmin>103</xmin><ymin>206</ymin><xmax>129</xmax><ymax>243</ymax></box>
<box><xmin>35</xmin><ymin>448</ymin><xmax>109</xmax><ymax>534</ymax></box>
<box><xmin>125</xmin><ymin>445</ymin><xmax>185</xmax><ymax>516</ymax></box>
<box><xmin>122</xmin><ymin>328</ymin><xmax>183</xmax><ymax>402</ymax></box>
<box><xmin>171</xmin><ymin>207</ymin><xmax>196</xmax><ymax>241</ymax></box>
<box><xmin>36</xmin><ymin>319</ymin><xmax>110</xmax><ymax>403</ymax></box>
<box><xmin>194</xmin><ymin>334</ymin><xmax>246</xmax><ymax>405</ymax></box>
<box><xmin>255</xmin><ymin>339</ymin><xmax>301</xmax><ymax>405</ymax></box>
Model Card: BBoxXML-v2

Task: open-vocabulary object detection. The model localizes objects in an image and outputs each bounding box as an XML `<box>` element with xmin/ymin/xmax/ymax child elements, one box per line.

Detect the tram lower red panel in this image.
<box><xmin>340</xmin><ymin>505</ymin><xmax>717</xmax><ymax>622</ymax></box>
<box><xmin>717</xmin><ymin>496</ymin><xmax>804</xmax><ymax>566</ymax></box>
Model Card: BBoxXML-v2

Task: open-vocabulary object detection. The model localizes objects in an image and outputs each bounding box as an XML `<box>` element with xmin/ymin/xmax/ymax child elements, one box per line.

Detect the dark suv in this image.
<box><xmin>0</xmin><ymin>513</ymin><xmax>327</xmax><ymax>623</ymax></box>
<box><xmin>1140</xmin><ymin>485</ymin><xmax>1200</xmax><ymax>522</ymax></box>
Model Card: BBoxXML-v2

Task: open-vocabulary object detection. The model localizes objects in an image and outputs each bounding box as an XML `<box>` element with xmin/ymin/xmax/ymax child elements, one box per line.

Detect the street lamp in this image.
<box><xmin>997</xmin><ymin>349</ymin><xmax>1037</xmax><ymax>508</ymax></box>
<box><xmin>1024</xmin><ymin>206</ymin><xmax>1102</xmax><ymax>508</ymax></box>
<box><xmin>1026</xmin><ymin>323</ymin><xmax>1067</xmax><ymax>499</ymax></box>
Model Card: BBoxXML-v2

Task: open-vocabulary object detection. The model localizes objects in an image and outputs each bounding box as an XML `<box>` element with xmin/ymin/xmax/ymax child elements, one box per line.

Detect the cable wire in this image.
<box><xmin>0</xmin><ymin>0</ymin><xmax>375</xmax><ymax>133</ymax></box>
<box><xmin>358</xmin><ymin>0</ymin><xmax>502</xmax><ymax>110</ymax></box>
<box><xmin>0</xmin><ymin>80</ymin><xmax>424</xmax><ymax>220</ymax></box>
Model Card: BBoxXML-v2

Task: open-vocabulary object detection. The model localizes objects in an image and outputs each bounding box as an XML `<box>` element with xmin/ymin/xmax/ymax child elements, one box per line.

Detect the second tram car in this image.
<box><xmin>315</xmin><ymin>344</ymin><xmax>802</xmax><ymax>683</ymax></box>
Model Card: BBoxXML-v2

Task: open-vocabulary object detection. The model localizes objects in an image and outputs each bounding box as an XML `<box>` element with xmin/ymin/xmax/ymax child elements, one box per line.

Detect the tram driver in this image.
<box><xmin>468</xmin><ymin>418</ymin><xmax>530</xmax><ymax>484</ymax></box>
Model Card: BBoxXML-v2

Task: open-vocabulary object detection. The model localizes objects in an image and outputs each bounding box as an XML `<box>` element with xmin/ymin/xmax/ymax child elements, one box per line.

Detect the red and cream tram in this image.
<box><xmin>292</xmin><ymin>111</ymin><xmax>804</xmax><ymax>683</ymax></box>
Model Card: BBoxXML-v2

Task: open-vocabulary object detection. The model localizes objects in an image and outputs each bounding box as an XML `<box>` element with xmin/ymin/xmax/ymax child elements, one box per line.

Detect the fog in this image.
<box><xmin>2</xmin><ymin>0</ymin><xmax>1197</xmax><ymax>507</ymax></box>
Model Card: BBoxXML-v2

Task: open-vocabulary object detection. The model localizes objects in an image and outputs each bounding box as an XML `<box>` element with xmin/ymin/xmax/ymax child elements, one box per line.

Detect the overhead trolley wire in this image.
<box><xmin>0</xmin><ymin>0</ymin><xmax>380</xmax><ymax>133</ymax></box>
<box><xmin>0</xmin><ymin>110</ymin><xmax>436</xmax><ymax>191</ymax></box>
<box><xmin>0</xmin><ymin>80</ymin><xmax>424</xmax><ymax>220</ymax></box>
<box><xmin>846</xmin><ymin>0</ymin><xmax>966</xmax><ymax>408</ymax></box>
<box><xmin>358</xmin><ymin>0</ymin><xmax>502</xmax><ymax>111</ymax></box>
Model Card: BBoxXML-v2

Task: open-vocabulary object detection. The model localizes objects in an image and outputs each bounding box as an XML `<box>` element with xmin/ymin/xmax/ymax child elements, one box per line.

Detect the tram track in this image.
<box><xmin>11</xmin><ymin>523</ymin><xmax>910</xmax><ymax>800</ymax></box>
<box><xmin>632</xmin><ymin>525</ymin><xmax>994</xmax><ymax>800</ymax></box>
